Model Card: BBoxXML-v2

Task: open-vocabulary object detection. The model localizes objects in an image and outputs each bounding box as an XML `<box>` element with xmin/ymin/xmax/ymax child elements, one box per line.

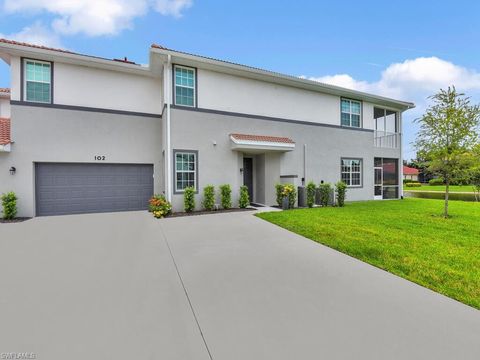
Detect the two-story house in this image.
<box><xmin>0</xmin><ymin>39</ymin><xmax>414</xmax><ymax>217</ymax></box>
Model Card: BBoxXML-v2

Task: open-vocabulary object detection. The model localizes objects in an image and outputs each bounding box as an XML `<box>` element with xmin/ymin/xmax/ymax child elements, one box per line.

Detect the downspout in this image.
<box><xmin>399</xmin><ymin>111</ymin><xmax>403</xmax><ymax>199</ymax></box>
<box><xmin>303</xmin><ymin>144</ymin><xmax>307</xmax><ymax>185</ymax></box>
<box><xmin>166</xmin><ymin>54</ymin><xmax>172</xmax><ymax>202</ymax></box>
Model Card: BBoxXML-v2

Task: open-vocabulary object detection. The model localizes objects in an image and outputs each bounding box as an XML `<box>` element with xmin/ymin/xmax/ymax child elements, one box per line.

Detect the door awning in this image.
<box><xmin>230</xmin><ymin>133</ymin><xmax>295</xmax><ymax>153</ymax></box>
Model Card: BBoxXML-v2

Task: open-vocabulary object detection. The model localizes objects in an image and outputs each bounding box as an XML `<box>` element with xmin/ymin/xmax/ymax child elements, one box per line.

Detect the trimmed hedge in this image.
<box><xmin>202</xmin><ymin>185</ymin><xmax>215</xmax><ymax>211</ymax></box>
<box><xmin>239</xmin><ymin>185</ymin><xmax>250</xmax><ymax>208</ymax></box>
<box><xmin>184</xmin><ymin>186</ymin><xmax>195</xmax><ymax>212</ymax></box>
<box><xmin>318</xmin><ymin>183</ymin><xmax>331</xmax><ymax>207</ymax></box>
<box><xmin>220</xmin><ymin>184</ymin><xmax>232</xmax><ymax>209</ymax></box>
<box><xmin>1</xmin><ymin>192</ymin><xmax>17</xmax><ymax>220</ymax></box>
<box><xmin>306</xmin><ymin>181</ymin><xmax>316</xmax><ymax>208</ymax></box>
<box><xmin>405</xmin><ymin>182</ymin><xmax>422</xmax><ymax>187</ymax></box>
<box><xmin>429</xmin><ymin>178</ymin><xmax>444</xmax><ymax>186</ymax></box>
<box><xmin>335</xmin><ymin>181</ymin><xmax>347</xmax><ymax>207</ymax></box>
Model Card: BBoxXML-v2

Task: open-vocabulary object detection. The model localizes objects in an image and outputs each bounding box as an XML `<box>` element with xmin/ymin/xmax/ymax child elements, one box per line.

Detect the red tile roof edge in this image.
<box><xmin>403</xmin><ymin>165</ymin><xmax>419</xmax><ymax>175</ymax></box>
<box><xmin>0</xmin><ymin>117</ymin><xmax>11</xmax><ymax>145</ymax></box>
<box><xmin>230</xmin><ymin>133</ymin><xmax>295</xmax><ymax>144</ymax></box>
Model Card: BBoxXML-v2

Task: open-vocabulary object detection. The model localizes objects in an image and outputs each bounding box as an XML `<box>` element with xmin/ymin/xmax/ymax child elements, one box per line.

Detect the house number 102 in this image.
<box><xmin>94</xmin><ymin>155</ymin><xmax>106</xmax><ymax>161</ymax></box>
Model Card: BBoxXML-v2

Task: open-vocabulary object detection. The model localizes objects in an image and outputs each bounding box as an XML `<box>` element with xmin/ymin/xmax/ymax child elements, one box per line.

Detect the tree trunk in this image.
<box><xmin>444</xmin><ymin>180</ymin><xmax>449</xmax><ymax>218</ymax></box>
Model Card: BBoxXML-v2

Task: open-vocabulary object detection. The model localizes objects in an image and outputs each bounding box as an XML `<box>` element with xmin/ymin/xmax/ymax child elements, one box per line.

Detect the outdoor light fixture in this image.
<box><xmin>9</xmin><ymin>166</ymin><xmax>16</xmax><ymax>175</ymax></box>
<box><xmin>240</xmin><ymin>168</ymin><xmax>244</xmax><ymax>173</ymax></box>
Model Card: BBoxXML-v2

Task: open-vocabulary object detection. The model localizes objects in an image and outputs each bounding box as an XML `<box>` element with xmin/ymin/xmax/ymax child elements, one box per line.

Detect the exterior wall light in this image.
<box><xmin>9</xmin><ymin>166</ymin><xmax>16</xmax><ymax>175</ymax></box>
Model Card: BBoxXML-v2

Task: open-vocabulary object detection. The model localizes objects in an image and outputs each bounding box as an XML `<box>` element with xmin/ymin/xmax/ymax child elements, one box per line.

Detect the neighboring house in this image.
<box><xmin>403</xmin><ymin>166</ymin><xmax>419</xmax><ymax>182</ymax></box>
<box><xmin>0</xmin><ymin>39</ymin><xmax>414</xmax><ymax>217</ymax></box>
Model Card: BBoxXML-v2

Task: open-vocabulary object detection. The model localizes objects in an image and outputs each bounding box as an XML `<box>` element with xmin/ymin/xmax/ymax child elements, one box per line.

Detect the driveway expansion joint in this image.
<box><xmin>159</xmin><ymin>225</ymin><xmax>214</xmax><ymax>360</ymax></box>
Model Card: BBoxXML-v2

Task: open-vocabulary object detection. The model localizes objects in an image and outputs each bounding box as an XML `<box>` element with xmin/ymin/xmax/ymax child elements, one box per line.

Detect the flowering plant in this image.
<box><xmin>148</xmin><ymin>194</ymin><xmax>172</xmax><ymax>218</ymax></box>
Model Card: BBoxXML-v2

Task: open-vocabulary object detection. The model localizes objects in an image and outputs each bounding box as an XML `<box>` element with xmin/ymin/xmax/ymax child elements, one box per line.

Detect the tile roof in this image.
<box><xmin>230</xmin><ymin>133</ymin><xmax>295</xmax><ymax>144</ymax></box>
<box><xmin>0</xmin><ymin>38</ymin><xmax>74</xmax><ymax>54</ymax></box>
<box><xmin>0</xmin><ymin>38</ymin><xmax>139</xmax><ymax>65</ymax></box>
<box><xmin>403</xmin><ymin>165</ymin><xmax>419</xmax><ymax>175</ymax></box>
<box><xmin>0</xmin><ymin>118</ymin><xmax>10</xmax><ymax>145</ymax></box>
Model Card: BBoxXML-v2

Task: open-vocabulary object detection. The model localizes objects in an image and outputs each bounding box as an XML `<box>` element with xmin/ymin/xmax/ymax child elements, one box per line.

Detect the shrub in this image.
<box><xmin>202</xmin><ymin>185</ymin><xmax>215</xmax><ymax>211</ymax></box>
<box><xmin>429</xmin><ymin>178</ymin><xmax>444</xmax><ymax>186</ymax></box>
<box><xmin>306</xmin><ymin>181</ymin><xmax>316</xmax><ymax>208</ymax></box>
<box><xmin>148</xmin><ymin>194</ymin><xmax>172</xmax><ymax>218</ymax></box>
<box><xmin>403</xmin><ymin>179</ymin><xmax>413</xmax><ymax>184</ymax></box>
<box><xmin>239</xmin><ymin>185</ymin><xmax>250</xmax><ymax>208</ymax></box>
<box><xmin>275</xmin><ymin>184</ymin><xmax>284</xmax><ymax>207</ymax></box>
<box><xmin>282</xmin><ymin>183</ymin><xmax>297</xmax><ymax>209</ymax></box>
<box><xmin>405</xmin><ymin>182</ymin><xmax>422</xmax><ymax>187</ymax></box>
<box><xmin>184</xmin><ymin>186</ymin><xmax>196</xmax><ymax>212</ymax></box>
<box><xmin>318</xmin><ymin>183</ymin><xmax>332</xmax><ymax>206</ymax></box>
<box><xmin>220</xmin><ymin>184</ymin><xmax>232</xmax><ymax>209</ymax></box>
<box><xmin>335</xmin><ymin>181</ymin><xmax>347</xmax><ymax>207</ymax></box>
<box><xmin>1</xmin><ymin>192</ymin><xmax>18</xmax><ymax>220</ymax></box>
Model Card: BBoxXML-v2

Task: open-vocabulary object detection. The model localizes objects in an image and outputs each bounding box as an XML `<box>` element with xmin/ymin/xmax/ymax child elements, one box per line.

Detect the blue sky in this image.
<box><xmin>1</xmin><ymin>0</ymin><xmax>480</xmax><ymax>159</ymax></box>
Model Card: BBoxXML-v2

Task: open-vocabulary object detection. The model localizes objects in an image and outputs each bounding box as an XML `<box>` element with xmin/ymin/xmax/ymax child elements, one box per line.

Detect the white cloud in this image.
<box><xmin>0</xmin><ymin>21</ymin><xmax>63</xmax><ymax>48</ymax></box>
<box><xmin>3</xmin><ymin>0</ymin><xmax>193</xmax><ymax>37</ymax></box>
<box><xmin>305</xmin><ymin>57</ymin><xmax>480</xmax><ymax>100</ymax></box>
<box><xmin>304</xmin><ymin>57</ymin><xmax>480</xmax><ymax>159</ymax></box>
<box><xmin>153</xmin><ymin>0</ymin><xmax>193</xmax><ymax>17</ymax></box>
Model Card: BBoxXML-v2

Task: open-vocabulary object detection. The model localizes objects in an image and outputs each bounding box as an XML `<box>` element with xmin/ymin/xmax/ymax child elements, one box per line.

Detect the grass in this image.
<box><xmin>404</xmin><ymin>184</ymin><xmax>475</xmax><ymax>193</ymax></box>
<box><xmin>256</xmin><ymin>198</ymin><xmax>480</xmax><ymax>309</ymax></box>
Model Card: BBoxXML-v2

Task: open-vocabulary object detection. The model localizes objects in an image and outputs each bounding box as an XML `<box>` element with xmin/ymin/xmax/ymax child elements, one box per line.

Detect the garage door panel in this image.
<box><xmin>35</xmin><ymin>163</ymin><xmax>154</xmax><ymax>216</ymax></box>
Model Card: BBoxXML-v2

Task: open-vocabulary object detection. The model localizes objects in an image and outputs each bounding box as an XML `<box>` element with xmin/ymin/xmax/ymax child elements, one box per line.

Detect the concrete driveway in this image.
<box><xmin>0</xmin><ymin>210</ymin><xmax>479</xmax><ymax>360</ymax></box>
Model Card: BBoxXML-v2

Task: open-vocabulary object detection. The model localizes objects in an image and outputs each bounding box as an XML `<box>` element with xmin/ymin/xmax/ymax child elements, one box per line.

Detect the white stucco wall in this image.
<box><xmin>0</xmin><ymin>98</ymin><xmax>10</xmax><ymax>117</ymax></box>
<box><xmin>54</xmin><ymin>62</ymin><xmax>162</xmax><ymax>114</ymax></box>
<box><xmin>9</xmin><ymin>57</ymin><xmax>21</xmax><ymax>102</ymax></box>
<box><xmin>7</xmin><ymin>56</ymin><xmax>163</xmax><ymax>114</ymax></box>
<box><xmin>197</xmin><ymin>68</ymin><xmax>393</xmax><ymax>130</ymax></box>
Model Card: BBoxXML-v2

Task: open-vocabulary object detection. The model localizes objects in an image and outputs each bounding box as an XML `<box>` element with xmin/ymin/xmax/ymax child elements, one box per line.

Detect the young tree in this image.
<box><xmin>414</xmin><ymin>86</ymin><xmax>480</xmax><ymax>218</ymax></box>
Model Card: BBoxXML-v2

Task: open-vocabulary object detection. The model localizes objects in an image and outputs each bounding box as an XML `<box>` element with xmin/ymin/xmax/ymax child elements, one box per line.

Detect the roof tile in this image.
<box><xmin>0</xmin><ymin>118</ymin><xmax>10</xmax><ymax>145</ymax></box>
<box><xmin>403</xmin><ymin>166</ymin><xmax>419</xmax><ymax>175</ymax></box>
<box><xmin>230</xmin><ymin>133</ymin><xmax>295</xmax><ymax>144</ymax></box>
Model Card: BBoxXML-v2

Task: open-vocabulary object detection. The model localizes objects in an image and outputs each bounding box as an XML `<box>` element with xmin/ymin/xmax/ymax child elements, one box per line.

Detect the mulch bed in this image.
<box><xmin>167</xmin><ymin>207</ymin><xmax>256</xmax><ymax>218</ymax></box>
<box><xmin>0</xmin><ymin>217</ymin><xmax>31</xmax><ymax>223</ymax></box>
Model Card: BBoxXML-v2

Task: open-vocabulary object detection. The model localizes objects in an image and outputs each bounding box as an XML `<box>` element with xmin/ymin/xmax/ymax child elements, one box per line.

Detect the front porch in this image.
<box><xmin>230</xmin><ymin>133</ymin><xmax>295</xmax><ymax>206</ymax></box>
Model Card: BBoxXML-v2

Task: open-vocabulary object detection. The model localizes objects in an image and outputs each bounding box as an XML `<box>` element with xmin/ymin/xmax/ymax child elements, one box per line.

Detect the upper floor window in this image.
<box><xmin>341</xmin><ymin>158</ymin><xmax>362</xmax><ymax>187</ymax></box>
<box><xmin>341</xmin><ymin>98</ymin><xmax>361</xmax><ymax>127</ymax></box>
<box><xmin>24</xmin><ymin>59</ymin><xmax>52</xmax><ymax>103</ymax></box>
<box><xmin>174</xmin><ymin>65</ymin><xmax>196</xmax><ymax>107</ymax></box>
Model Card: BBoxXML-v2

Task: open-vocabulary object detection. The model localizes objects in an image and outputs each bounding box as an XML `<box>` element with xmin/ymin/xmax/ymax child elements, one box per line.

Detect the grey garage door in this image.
<box><xmin>35</xmin><ymin>163</ymin><xmax>154</xmax><ymax>216</ymax></box>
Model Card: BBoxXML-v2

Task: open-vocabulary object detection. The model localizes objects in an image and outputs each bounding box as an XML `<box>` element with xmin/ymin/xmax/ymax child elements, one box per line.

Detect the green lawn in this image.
<box><xmin>404</xmin><ymin>184</ymin><xmax>475</xmax><ymax>193</ymax></box>
<box><xmin>256</xmin><ymin>199</ymin><xmax>480</xmax><ymax>309</ymax></box>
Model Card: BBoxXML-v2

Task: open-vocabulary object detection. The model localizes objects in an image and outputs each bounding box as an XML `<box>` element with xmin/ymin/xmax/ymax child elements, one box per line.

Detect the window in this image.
<box><xmin>341</xmin><ymin>158</ymin><xmax>362</xmax><ymax>187</ymax></box>
<box><xmin>341</xmin><ymin>98</ymin><xmax>361</xmax><ymax>127</ymax></box>
<box><xmin>174</xmin><ymin>65</ymin><xmax>196</xmax><ymax>107</ymax></box>
<box><xmin>24</xmin><ymin>59</ymin><xmax>52</xmax><ymax>103</ymax></box>
<box><xmin>174</xmin><ymin>151</ymin><xmax>197</xmax><ymax>192</ymax></box>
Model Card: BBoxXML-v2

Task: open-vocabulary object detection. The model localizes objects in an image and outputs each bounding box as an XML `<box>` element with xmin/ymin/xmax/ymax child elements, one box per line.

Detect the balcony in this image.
<box><xmin>374</xmin><ymin>131</ymin><xmax>400</xmax><ymax>149</ymax></box>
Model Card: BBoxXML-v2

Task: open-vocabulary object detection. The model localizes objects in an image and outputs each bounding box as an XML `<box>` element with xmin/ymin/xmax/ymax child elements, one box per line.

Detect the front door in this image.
<box><xmin>243</xmin><ymin>157</ymin><xmax>253</xmax><ymax>203</ymax></box>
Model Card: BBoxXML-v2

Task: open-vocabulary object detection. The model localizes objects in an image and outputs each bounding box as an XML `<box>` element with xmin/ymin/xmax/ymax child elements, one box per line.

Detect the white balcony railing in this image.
<box><xmin>374</xmin><ymin>131</ymin><xmax>400</xmax><ymax>149</ymax></box>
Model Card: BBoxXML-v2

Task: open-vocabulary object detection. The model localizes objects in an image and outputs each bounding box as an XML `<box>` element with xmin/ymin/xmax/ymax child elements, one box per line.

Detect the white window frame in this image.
<box><xmin>23</xmin><ymin>58</ymin><xmax>52</xmax><ymax>104</ymax></box>
<box><xmin>173</xmin><ymin>65</ymin><xmax>196</xmax><ymax>107</ymax></box>
<box><xmin>174</xmin><ymin>150</ymin><xmax>197</xmax><ymax>193</ymax></box>
<box><xmin>341</xmin><ymin>98</ymin><xmax>362</xmax><ymax>128</ymax></box>
<box><xmin>341</xmin><ymin>158</ymin><xmax>363</xmax><ymax>188</ymax></box>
